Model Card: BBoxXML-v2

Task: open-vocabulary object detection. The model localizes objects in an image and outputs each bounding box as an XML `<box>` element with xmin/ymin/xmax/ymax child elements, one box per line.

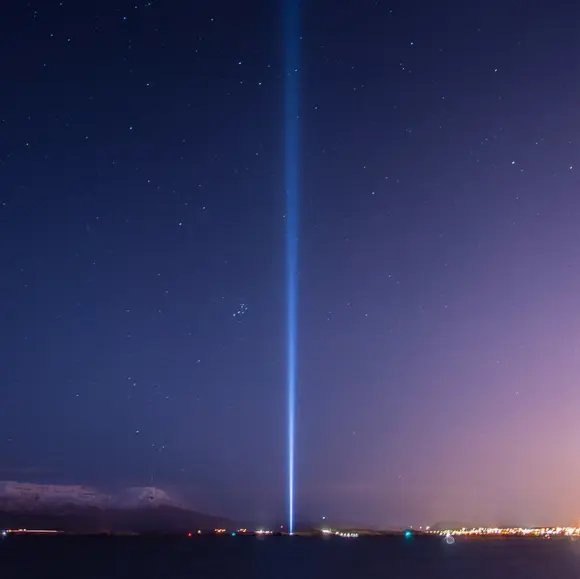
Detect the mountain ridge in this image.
<box><xmin>0</xmin><ymin>503</ymin><xmax>234</xmax><ymax>534</ymax></box>
<box><xmin>0</xmin><ymin>480</ymin><xmax>234</xmax><ymax>533</ymax></box>
<box><xmin>0</xmin><ymin>481</ymin><xmax>181</xmax><ymax>510</ymax></box>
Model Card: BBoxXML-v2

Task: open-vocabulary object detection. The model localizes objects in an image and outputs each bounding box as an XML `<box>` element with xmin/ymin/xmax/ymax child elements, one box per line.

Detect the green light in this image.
<box><xmin>232</xmin><ymin>532</ymin><xmax>236</xmax><ymax>536</ymax></box>
<box><xmin>404</xmin><ymin>530</ymin><xmax>412</xmax><ymax>539</ymax></box>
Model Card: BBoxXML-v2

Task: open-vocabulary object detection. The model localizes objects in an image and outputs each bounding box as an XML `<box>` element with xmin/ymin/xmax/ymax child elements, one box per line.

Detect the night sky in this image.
<box><xmin>2</xmin><ymin>0</ymin><xmax>580</xmax><ymax>528</ymax></box>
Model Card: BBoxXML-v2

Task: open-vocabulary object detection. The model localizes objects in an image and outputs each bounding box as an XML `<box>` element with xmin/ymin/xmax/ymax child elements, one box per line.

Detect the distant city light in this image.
<box><xmin>320</xmin><ymin>528</ymin><xmax>358</xmax><ymax>538</ymax></box>
<box><xmin>432</xmin><ymin>526</ymin><xmax>580</xmax><ymax>538</ymax></box>
<box><xmin>3</xmin><ymin>529</ymin><xmax>60</xmax><ymax>535</ymax></box>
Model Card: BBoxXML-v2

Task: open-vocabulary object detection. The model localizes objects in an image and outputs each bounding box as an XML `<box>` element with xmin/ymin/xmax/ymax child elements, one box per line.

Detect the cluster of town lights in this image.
<box><xmin>201</xmin><ymin>528</ymin><xmax>275</xmax><ymax>535</ymax></box>
<box><xmin>14</xmin><ymin>525</ymin><xmax>580</xmax><ymax>540</ymax></box>
<box><xmin>433</xmin><ymin>526</ymin><xmax>580</xmax><ymax>537</ymax></box>
<box><xmin>3</xmin><ymin>529</ymin><xmax>60</xmax><ymax>534</ymax></box>
<box><xmin>321</xmin><ymin>528</ymin><xmax>359</xmax><ymax>538</ymax></box>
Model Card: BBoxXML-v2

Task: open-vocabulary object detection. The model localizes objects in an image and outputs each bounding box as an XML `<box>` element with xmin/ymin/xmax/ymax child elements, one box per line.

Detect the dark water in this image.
<box><xmin>2</xmin><ymin>535</ymin><xmax>580</xmax><ymax>578</ymax></box>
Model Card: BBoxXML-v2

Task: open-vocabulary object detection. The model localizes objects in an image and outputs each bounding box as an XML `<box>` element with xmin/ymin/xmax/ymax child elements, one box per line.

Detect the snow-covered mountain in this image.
<box><xmin>116</xmin><ymin>486</ymin><xmax>179</xmax><ymax>508</ymax></box>
<box><xmin>0</xmin><ymin>481</ymin><xmax>233</xmax><ymax>533</ymax></box>
<box><xmin>0</xmin><ymin>481</ymin><xmax>180</xmax><ymax>510</ymax></box>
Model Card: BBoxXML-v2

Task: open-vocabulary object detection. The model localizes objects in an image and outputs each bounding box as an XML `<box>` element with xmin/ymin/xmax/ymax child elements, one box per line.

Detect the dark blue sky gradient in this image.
<box><xmin>2</xmin><ymin>0</ymin><xmax>580</xmax><ymax>527</ymax></box>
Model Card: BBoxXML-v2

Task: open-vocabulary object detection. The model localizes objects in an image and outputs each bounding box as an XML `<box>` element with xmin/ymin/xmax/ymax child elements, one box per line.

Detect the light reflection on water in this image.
<box><xmin>1</xmin><ymin>536</ymin><xmax>580</xmax><ymax>578</ymax></box>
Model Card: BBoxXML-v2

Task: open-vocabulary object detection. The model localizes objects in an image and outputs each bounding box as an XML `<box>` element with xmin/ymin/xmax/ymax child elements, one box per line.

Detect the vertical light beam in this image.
<box><xmin>284</xmin><ymin>0</ymin><xmax>300</xmax><ymax>536</ymax></box>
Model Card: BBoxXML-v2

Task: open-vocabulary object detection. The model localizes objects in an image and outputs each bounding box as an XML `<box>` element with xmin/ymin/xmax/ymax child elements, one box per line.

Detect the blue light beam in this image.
<box><xmin>284</xmin><ymin>0</ymin><xmax>300</xmax><ymax>536</ymax></box>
